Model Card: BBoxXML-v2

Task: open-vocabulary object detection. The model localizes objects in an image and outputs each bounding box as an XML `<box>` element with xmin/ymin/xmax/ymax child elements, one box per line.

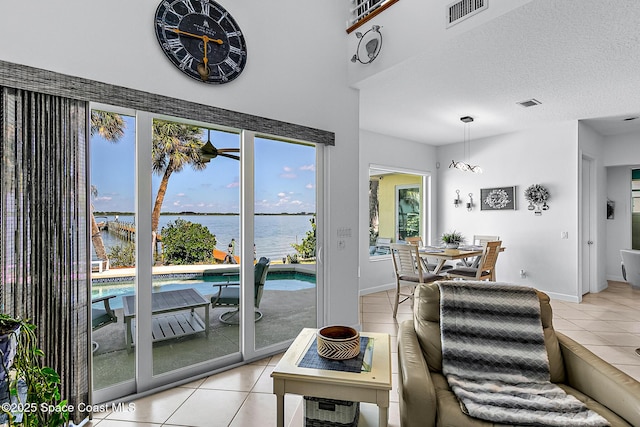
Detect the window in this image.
<box><xmin>347</xmin><ymin>0</ymin><xmax>399</xmax><ymax>34</ymax></box>
<box><xmin>369</xmin><ymin>167</ymin><xmax>429</xmax><ymax>258</ymax></box>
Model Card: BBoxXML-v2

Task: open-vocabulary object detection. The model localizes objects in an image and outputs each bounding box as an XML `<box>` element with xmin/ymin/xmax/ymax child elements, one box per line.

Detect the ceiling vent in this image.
<box><xmin>517</xmin><ymin>99</ymin><xmax>542</xmax><ymax>108</ymax></box>
<box><xmin>447</xmin><ymin>0</ymin><xmax>488</xmax><ymax>28</ymax></box>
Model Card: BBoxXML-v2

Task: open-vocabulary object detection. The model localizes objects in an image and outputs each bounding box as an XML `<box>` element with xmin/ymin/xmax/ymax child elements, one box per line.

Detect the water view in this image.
<box><xmin>95</xmin><ymin>213</ymin><xmax>314</xmax><ymax>262</ymax></box>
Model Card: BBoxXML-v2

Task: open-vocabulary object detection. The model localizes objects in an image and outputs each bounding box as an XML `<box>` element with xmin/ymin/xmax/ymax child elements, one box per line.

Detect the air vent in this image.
<box><xmin>517</xmin><ymin>99</ymin><xmax>542</xmax><ymax>108</ymax></box>
<box><xmin>447</xmin><ymin>0</ymin><xmax>487</xmax><ymax>27</ymax></box>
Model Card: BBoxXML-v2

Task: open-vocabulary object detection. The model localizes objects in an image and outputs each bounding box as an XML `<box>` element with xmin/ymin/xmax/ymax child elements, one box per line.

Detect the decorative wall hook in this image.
<box><xmin>466</xmin><ymin>193</ymin><xmax>474</xmax><ymax>211</ymax></box>
<box><xmin>454</xmin><ymin>189</ymin><xmax>461</xmax><ymax>207</ymax></box>
<box><xmin>524</xmin><ymin>184</ymin><xmax>550</xmax><ymax>216</ymax></box>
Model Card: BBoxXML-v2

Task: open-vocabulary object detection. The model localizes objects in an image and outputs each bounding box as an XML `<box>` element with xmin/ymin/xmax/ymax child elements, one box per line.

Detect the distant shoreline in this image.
<box><xmin>94</xmin><ymin>212</ymin><xmax>315</xmax><ymax>216</ymax></box>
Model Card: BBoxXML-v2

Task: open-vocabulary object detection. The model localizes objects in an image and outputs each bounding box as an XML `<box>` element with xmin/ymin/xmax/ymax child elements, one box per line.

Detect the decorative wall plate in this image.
<box><xmin>351</xmin><ymin>25</ymin><xmax>383</xmax><ymax>64</ymax></box>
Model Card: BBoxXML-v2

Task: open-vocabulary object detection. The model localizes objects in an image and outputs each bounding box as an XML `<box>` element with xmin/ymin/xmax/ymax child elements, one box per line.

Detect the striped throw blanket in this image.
<box><xmin>438</xmin><ymin>281</ymin><xmax>609</xmax><ymax>427</ymax></box>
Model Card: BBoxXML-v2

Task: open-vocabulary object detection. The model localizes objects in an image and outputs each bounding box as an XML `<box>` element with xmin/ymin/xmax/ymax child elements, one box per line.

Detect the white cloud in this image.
<box><xmin>280</xmin><ymin>173</ymin><xmax>297</xmax><ymax>179</ymax></box>
<box><xmin>283</xmin><ymin>166</ymin><xmax>292</xmax><ymax>172</ymax></box>
<box><xmin>305</xmin><ymin>183</ymin><xmax>314</xmax><ymax>189</ymax></box>
<box><xmin>277</xmin><ymin>192</ymin><xmax>286</xmax><ymax>198</ymax></box>
<box><xmin>300</xmin><ymin>164</ymin><xmax>315</xmax><ymax>171</ymax></box>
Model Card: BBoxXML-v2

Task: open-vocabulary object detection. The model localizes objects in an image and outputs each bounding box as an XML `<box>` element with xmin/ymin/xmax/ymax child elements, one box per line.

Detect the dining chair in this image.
<box><xmin>446</xmin><ymin>240</ymin><xmax>502</xmax><ymax>281</ymax></box>
<box><xmin>390</xmin><ymin>243</ymin><xmax>445</xmax><ymax>317</ymax></box>
<box><xmin>458</xmin><ymin>234</ymin><xmax>501</xmax><ymax>267</ymax></box>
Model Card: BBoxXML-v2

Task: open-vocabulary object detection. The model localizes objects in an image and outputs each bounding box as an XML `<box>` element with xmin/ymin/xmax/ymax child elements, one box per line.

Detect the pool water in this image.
<box><xmin>92</xmin><ymin>271</ymin><xmax>315</xmax><ymax>310</ymax></box>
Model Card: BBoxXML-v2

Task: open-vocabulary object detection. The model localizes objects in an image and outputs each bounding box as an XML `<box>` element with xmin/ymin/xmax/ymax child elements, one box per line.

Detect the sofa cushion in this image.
<box><xmin>413</xmin><ymin>281</ymin><xmax>566</xmax><ymax>383</ymax></box>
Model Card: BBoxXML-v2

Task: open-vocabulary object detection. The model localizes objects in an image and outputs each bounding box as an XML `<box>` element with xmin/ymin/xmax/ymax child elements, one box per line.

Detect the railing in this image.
<box><xmin>347</xmin><ymin>0</ymin><xmax>399</xmax><ymax>34</ymax></box>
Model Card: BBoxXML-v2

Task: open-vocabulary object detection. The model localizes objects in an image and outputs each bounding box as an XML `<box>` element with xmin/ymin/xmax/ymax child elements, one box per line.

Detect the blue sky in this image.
<box><xmin>90</xmin><ymin>114</ymin><xmax>316</xmax><ymax>214</ymax></box>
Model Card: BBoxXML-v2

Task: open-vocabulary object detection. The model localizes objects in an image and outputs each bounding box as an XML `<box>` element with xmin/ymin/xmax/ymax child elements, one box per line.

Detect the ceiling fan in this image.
<box><xmin>200</xmin><ymin>129</ymin><xmax>240</xmax><ymax>162</ymax></box>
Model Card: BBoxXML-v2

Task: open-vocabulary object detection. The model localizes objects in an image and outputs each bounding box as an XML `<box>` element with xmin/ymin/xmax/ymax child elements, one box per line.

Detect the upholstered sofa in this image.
<box><xmin>397</xmin><ymin>282</ymin><xmax>640</xmax><ymax>426</ymax></box>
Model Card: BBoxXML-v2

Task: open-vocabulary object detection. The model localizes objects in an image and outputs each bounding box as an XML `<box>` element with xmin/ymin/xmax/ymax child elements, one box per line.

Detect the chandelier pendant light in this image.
<box><xmin>449</xmin><ymin>116</ymin><xmax>482</xmax><ymax>173</ymax></box>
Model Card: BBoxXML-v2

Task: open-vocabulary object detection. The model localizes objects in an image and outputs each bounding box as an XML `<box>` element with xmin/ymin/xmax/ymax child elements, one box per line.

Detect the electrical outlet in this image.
<box><xmin>561</xmin><ymin>231</ymin><xmax>568</xmax><ymax>239</ymax></box>
<box><xmin>520</xmin><ymin>269</ymin><xmax>527</xmax><ymax>278</ymax></box>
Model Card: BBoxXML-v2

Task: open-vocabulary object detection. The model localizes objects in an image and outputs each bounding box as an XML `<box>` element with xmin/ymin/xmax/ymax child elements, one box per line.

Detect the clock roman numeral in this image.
<box><xmin>229</xmin><ymin>46</ymin><xmax>245</xmax><ymax>56</ymax></box>
<box><xmin>218</xmin><ymin>12</ymin><xmax>228</xmax><ymax>24</ymax></box>
<box><xmin>181</xmin><ymin>0</ymin><xmax>196</xmax><ymax>14</ymax></box>
<box><xmin>226</xmin><ymin>31</ymin><xmax>242</xmax><ymax>38</ymax></box>
<box><xmin>165</xmin><ymin>38</ymin><xmax>184</xmax><ymax>55</ymax></box>
<box><xmin>162</xmin><ymin>1</ymin><xmax>183</xmax><ymax>19</ymax></box>
<box><xmin>199</xmin><ymin>0</ymin><xmax>210</xmax><ymax>15</ymax></box>
<box><xmin>216</xmin><ymin>65</ymin><xmax>229</xmax><ymax>82</ymax></box>
<box><xmin>179</xmin><ymin>53</ymin><xmax>195</xmax><ymax>70</ymax></box>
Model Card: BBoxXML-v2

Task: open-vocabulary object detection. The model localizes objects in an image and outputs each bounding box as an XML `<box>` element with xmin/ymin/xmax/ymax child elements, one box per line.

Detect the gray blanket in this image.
<box><xmin>438</xmin><ymin>281</ymin><xmax>609</xmax><ymax>427</ymax></box>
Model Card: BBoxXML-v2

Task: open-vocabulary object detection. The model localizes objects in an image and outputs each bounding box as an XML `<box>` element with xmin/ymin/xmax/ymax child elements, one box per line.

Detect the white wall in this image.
<box><xmin>358</xmin><ymin>130</ymin><xmax>438</xmax><ymax>294</ymax></box>
<box><xmin>0</xmin><ymin>1</ymin><xmax>361</xmax><ymax>326</ymax></box>
<box><xmin>437</xmin><ymin>122</ymin><xmax>581</xmax><ymax>300</ymax></box>
<box><xmin>347</xmin><ymin>0</ymin><xmax>533</xmax><ymax>87</ymax></box>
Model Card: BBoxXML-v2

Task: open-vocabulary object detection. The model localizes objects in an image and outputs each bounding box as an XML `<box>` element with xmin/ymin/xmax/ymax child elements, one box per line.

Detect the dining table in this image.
<box><xmin>418</xmin><ymin>245</ymin><xmax>505</xmax><ymax>274</ymax></box>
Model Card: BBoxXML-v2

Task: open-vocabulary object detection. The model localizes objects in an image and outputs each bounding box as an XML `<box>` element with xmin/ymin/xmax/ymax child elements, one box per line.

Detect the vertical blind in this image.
<box><xmin>0</xmin><ymin>87</ymin><xmax>89</xmax><ymax>423</ymax></box>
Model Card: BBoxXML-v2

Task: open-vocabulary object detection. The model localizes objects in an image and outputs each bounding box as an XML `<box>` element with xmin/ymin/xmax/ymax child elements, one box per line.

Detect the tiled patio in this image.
<box><xmin>86</xmin><ymin>280</ymin><xmax>640</xmax><ymax>426</ymax></box>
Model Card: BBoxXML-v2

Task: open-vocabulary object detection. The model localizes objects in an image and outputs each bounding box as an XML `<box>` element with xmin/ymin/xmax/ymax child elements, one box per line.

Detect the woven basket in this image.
<box><xmin>304</xmin><ymin>397</ymin><xmax>359</xmax><ymax>427</ymax></box>
<box><xmin>316</xmin><ymin>326</ymin><xmax>360</xmax><ymax>360</ymax></box>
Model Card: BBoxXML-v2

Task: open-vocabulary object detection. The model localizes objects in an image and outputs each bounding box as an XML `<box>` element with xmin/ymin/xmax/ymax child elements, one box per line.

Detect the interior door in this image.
<box><xmin>581</xmin><ymin>156</ymin><xmax>593</xmax><ymax>296</ymax></box>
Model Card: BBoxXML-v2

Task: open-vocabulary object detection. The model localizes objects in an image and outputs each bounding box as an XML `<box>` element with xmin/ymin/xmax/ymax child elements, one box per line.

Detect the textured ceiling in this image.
<box><xmin>357</xmin><ymin>0</ymin><xmax>640</xmax><ymax>145</ymax></box>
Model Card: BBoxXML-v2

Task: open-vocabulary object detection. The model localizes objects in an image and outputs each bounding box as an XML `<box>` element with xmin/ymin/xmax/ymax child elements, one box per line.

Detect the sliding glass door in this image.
<box><xmin>253</xmin><ymin>136</ymin><xmax>318</xmax><ymax>351</ymax></box>
<box><xmin>90</xmin><ymin>107</ymin><xmax>137</xmax><ymax>396</ymax></box>
<box><xmin>90</xmin><ymin>106</ymin><xmax>322</xmax><ymax>403</ymax></box>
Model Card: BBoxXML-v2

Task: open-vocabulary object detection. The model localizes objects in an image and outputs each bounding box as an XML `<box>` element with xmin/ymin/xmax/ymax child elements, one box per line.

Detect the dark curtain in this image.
<box><xmin>0</xmin><ymin>87</ymin><xmax>89</xmax><ymax>422</ymax></box>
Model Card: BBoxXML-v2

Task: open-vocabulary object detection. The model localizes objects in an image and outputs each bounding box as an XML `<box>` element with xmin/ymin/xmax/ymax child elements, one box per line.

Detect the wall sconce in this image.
<box><xmin>466</xmin><ymin>193</ymin><xmax>474</xmax><ymax>211</ymax></box>
<box><xmin>351</xmin><ymin>25</ymin><xmax>383</xmax><ymax>64</ymax></box>
<box><xmin>454</xmin><ymin>189</ymin><xmax>461</xmax><ymax>208</ymax></box>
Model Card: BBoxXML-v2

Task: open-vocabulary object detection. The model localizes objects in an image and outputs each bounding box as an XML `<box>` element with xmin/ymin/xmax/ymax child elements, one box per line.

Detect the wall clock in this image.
<box><xmin>154</xmin><ymin>0</ymin><xmax>247</xmax><ymax>84</ymax></box>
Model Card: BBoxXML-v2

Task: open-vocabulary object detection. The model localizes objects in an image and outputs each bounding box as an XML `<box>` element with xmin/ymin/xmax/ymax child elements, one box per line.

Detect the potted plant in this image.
<box><xmin>0</xmin><ymin>315</ymin><xmax>70</xmax><ymax>427</ymax></box>
<box><xmin>441</xmin><ymin>230</ymin><xmax>464</xmax><ymax>249</ymax></box>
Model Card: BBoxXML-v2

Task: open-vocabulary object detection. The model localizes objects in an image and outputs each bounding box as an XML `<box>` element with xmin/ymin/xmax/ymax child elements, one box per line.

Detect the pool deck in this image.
<box><xmin>92</xmin><ymin>262</ymin><xmax>316</xmax><ymax>281</ymax></box>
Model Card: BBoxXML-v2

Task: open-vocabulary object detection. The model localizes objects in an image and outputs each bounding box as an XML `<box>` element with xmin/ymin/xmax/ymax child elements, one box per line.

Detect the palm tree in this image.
<box><xmin>90</xmin><ymin>111</ymin><xmax>126</xmax><ymax>269</ymax></box>
<box><xmin>151</xmin><ymin>120</ymin><xmax>208</xmax><ymax>253</ymax></box>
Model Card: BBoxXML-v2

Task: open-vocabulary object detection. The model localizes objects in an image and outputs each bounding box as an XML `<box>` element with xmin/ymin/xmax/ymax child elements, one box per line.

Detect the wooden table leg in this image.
<box><xmin>378</xmin><ymin>405</ymin><xmax>388</xmax><ymax>427</ymax></box>
<box><xmin>433</xmin><ymin>259</ymin><xmax>447</xmax><ymax>274</ymax></box>
<box><xmin>273</xmin><ymin>378</ymin><xmax>285</xmax><ymax>427</ymax></box>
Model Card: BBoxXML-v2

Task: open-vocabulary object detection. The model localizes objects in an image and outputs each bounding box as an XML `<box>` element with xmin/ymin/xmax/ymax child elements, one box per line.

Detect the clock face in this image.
<box><xmin>154</xmin><ymin>0</ymin><xmax>247</xmax><ymax>84</ymax></box>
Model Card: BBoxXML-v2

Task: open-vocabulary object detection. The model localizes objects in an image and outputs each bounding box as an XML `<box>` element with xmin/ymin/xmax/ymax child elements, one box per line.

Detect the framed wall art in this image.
<box><xmin>481</xmin><ymin>186</ymin><xmax>516</xmax><ymax>211</ymax></box>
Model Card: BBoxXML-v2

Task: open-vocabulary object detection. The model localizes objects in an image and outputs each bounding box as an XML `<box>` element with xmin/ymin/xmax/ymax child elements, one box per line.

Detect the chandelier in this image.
<box><xmin>449</xmin><ymin>116</ymin><xmax>482</xmax><ymax>173</ymax></box>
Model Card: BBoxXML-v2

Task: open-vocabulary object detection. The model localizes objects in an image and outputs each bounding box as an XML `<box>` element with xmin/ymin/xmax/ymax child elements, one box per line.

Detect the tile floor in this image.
<box><xmin>86</xmin><ymin>281</ymin><xmax>640</xmax><ymax>426</ymax></box>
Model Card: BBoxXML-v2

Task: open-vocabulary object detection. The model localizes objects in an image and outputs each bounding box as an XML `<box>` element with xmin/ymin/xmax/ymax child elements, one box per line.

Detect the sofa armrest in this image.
<box><xmin>398</xmin><ymin>320</ymin><xmax>436</xmax><ymax>427</ymax></box>
<box><xmin>557</xmin><ymin>331</ymin><xmax>640</xmax><ymax>426</ymax></box>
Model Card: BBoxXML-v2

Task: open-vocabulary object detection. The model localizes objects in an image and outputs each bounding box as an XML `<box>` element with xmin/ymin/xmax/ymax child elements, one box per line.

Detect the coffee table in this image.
<box><xmin>122</xmin><ymin>288</ymin><xmax>210</xmax><ymax>352</ymax></box>
<box><xmin>271</xmin><ymin>328</ymin><xmax>391</xmax><ymax>427</ymax></box>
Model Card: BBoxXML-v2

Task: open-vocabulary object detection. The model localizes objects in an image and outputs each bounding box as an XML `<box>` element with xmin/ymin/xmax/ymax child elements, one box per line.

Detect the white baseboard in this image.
<box><xmin>359</xmin><ymin>283</ymin><xmax>394</xmax><ymax>297</ymax></box>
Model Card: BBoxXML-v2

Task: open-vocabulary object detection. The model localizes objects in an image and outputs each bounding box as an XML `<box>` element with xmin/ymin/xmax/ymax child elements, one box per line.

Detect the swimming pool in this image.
<box><xmin>91</xmin><ymin>271</ymin><xmax>316</xmax><ymax>310</ymax></box>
